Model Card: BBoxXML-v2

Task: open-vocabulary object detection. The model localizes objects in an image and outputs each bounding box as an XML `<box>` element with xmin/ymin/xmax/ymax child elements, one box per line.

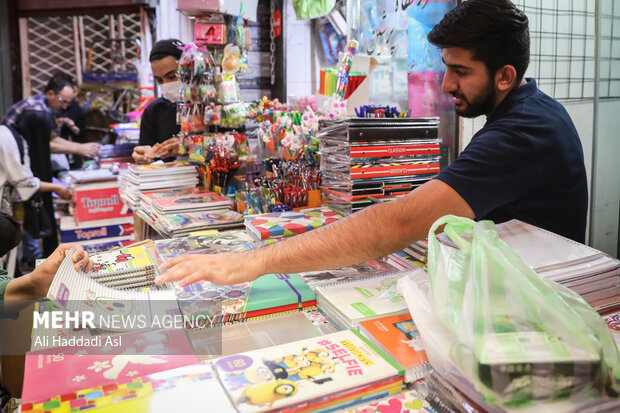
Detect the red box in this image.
<box><xmin>194</xmin><ymin>22</ymin><xmax>226</xmax><ymax>45</ymax></box>
<box><xmin>72</xmin><ymin>183</ymin><xmax>132</xmax><ymax>223</ymax></box>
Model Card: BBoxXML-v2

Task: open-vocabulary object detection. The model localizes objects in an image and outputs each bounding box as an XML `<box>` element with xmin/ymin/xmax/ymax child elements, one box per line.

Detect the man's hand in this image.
<box><xmin>132</xmin><ymin>145</ymin><xmax>154</xmax><ymax>164</ymax></box>
<box><xmin>155</xmin><ymin>251</ymin><xmax>264</xmax><ymax>287</ymax></box>
<box><xmin>78</xmin><ymin>142</ymin><xmax>101</xmax><ymax>158</ymax></box>
<box><xmin>56</xmin><ymin>117</ymin><xmax>80</xmax><ymax>134</ymax></box>
<box><xmin>148</xmin><ymin>137</ymin><xmax>179</xmax><ymax>159</ymax></box>
<box><xmin>28</xmin><ymin>244</ymin><xmax>93</xmax><ymax>299</ymax></box>
<box><xmin>53</xmin><ymin>184</ymin><xmax>72</xmax><ymax>200</ymax></box>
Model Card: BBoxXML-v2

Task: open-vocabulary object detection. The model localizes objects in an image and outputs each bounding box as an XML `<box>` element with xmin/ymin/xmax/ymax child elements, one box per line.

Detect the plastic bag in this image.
<box><xmin>398</xmin><ymin>215</ymin><xmax>620</xmax><ymax>407</ymax></box>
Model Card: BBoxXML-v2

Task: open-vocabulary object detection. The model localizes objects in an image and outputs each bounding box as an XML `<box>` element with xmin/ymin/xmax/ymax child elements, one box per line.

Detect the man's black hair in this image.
<box><xmin>428</xmin><ymin>0</ymin><xmax>530</xmax><ymax>84</ymax></box>
<box><xmin>149</xmin><ymin>39</ymin><xmax>184</xmax><ymax>62</ymax></box>
<box><xmin>44</xmin><ymin>72</ymin><xmax>75</xmax><ymax>94</ymax></box>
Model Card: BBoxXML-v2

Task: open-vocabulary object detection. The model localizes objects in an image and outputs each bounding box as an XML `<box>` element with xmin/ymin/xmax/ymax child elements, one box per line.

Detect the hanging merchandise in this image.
<box><xmin>292</xmin><ymin>0</ymin><xmax>336</xmax><ymax>19</ymax></box>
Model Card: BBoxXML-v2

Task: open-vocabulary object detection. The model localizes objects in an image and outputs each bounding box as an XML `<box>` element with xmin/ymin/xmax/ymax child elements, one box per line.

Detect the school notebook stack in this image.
<box><xmin>315</xmin><ymin>272</ymin><xmax>409</xmax><ymax>330</ymax></box>
<box><xmin>118</xmin><ymin>161</ymin><xmax>199</xmax><ymax>209</ymax></box>
<box><xmin>244</xmin><ymin>207</ymin><xmax>342</xmax><ymax>241</ymax></box>
<box><xmin>148</xmin><ymin>209</ymin><xmax>244</xmax><ymax>237</ymax></box>
<box><xmin>213</xmin><ymin>329</ymin><xmax>404</xmax><ymax>413</ymax></box>
<box><xmin>174</xmin><ymin>273</ymin><xmax>316</xmax><ymax>327</ymax></box>
<box><xmin>298</xmin><ymin>257</ymin><xmax>403</xmax><ymax>290</ymax></box>
<box><xmin>319</xmin><ymin>117</ymin><xmax>441</xmax><ymax>215</ymax></box>
<box><xmin>86</xmin><ymin>245</ymin><xmax>161</xmax><ymax>291</ymax></box>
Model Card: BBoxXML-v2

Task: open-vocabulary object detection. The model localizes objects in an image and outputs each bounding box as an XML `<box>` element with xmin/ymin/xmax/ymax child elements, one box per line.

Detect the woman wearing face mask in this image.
<box><xmin>132</xmin><ymin>39</ymin><xmax>184</xmax><ymax>164</ymax></box>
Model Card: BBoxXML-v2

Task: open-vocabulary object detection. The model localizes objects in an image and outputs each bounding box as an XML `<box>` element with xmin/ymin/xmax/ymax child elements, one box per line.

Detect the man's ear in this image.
<box><xmin>495</xmin><ymin>65</ymin><xmax>518</xmax><ymax>92</ymax></box>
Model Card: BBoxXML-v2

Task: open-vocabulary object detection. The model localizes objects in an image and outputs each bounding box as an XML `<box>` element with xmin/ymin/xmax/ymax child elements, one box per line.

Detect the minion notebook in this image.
<box><xmin>213</xmin><ymin>329</ymin><xmax>403</xmax><ymax>413</ymax></box>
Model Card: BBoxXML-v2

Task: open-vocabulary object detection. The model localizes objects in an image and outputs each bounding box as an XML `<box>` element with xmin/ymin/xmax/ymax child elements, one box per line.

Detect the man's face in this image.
<box><xmin>47</xmin><ymin>85</ymin><xmax>75</xmax><ymax>112</ymax></box>
<box><xmin>441</xmin><ymin>47</ymin><xmax>498</xmax><ymax>118</ymax></box>
<box><xmin>151</xmin><ymin>55</ymin><xmax>179</xmax><ymax>85</ymax></box>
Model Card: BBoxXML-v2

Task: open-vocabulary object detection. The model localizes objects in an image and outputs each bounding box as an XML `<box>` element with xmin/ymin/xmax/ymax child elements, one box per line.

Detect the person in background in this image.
<box><xmin>55</xmin><ymin>98</ymin><xmax>87</xmax><ymax>171</ymax></box>
<box><xmin>132</xmin><ymin>39</ymin><xmax>184</xmax><ymax>164</ymax></box>
<box><xmin>2</xmin><ymin>73</ymin><xmax>98</xmax><ymax>265</ymax></box>
<box><xmin>0</xmin><ymin>125</ymin><xmax>70</xmax><ymax>258</ymax></box>
<box><xmin>2</xmin><ymin>73</ymin><xmax>100</xmax><ymax>159</ymax></box>
<box><xmin>155</xmin><ymin>0</ymin><xmax>588</xmax><ymax>287</ymax></box>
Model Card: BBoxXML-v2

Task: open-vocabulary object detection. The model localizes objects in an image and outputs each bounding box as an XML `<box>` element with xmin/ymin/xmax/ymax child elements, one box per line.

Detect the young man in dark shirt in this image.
<box><xmin>132</xmin><ymin>39</ymin><xmax>184</xmax><ymax>164</ymax></box>
<box><xmin>155</xmin><ymin>0</ymin><xmax>588</xmax><ymax>287</ymax></box>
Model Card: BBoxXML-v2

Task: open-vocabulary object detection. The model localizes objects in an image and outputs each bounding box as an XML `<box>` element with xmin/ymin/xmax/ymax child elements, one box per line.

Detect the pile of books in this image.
<box><xmin>118</xmin><ymin>161</ymin><xmax>199</xmax><ymax>210</ymax></box>
<box><xmin>319</xmin><ymin>117</ymin><xmax>441</xmax><ymax>215</ymax></box>
<box><xmin>98</xmin><ymin>143</ymin><xmax>136</xmax><ymax>168</ymax></box>
<box><xmin>138</xmin><ymin>187</ymin><xmax>240</xmax><ymax>237</ymax></box>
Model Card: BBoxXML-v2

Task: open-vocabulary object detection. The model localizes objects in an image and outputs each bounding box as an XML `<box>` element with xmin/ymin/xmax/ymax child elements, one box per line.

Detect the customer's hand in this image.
<box><xmin>79</xmin><ymin>142</ymin><xmax>101</xmax><ymax>158</ymax></box>
<box><xmin>53</xmin><ymin>184</ymin><xmax>72</xmax><ymax>200</ymax></box>
<box><xmin>132</xmin><ymin>145</ymin><xmax>154</xmax><ymax>164</ymax></box>
<box><xmin>29</xmin><ymin>244</ymin><xmax>93</xmax><ymax>299</ymax></box>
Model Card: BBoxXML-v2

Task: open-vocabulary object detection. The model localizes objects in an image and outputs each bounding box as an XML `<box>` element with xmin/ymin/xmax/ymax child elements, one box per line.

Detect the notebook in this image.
<box><xmin>244</xmin><ymin>207</ymin><xmax>342</xmax><ymax>240</ymax></box>
<box><xmin>359</xmin><ymin>313</ymin><xmax>429</xmax><ymax>383</ymax></box>
<box><xmin>21</xmin><ymin>329</ymin><xmax>199</xmax><ymax>405</ymax></box>
<box><xmin>174</xmin><ymin>273</ymin><xmax>316</xmax><ymax>326</ymax></box>
<box><xmin>343</xmin><ymin>389</ymin><xmax>436</xmax><ymax>413</ymax></box>
<box><xmin>315</xmin><ymin>273</ymin><xmax>409</xmax><ymax>330</ymax></box>
<box><xmin>213</xmin><ymin>329</ymin><xmax>403</xmax><ymax>413</ymax></box>
<box><xmin>86</xmin><ymin>245</ymin><xmax>160</xmax><ymax>290</ymax></box>
<box><xmin>298</xmin><ymin>258</ymin><xmax>403</xmax><ymax>290</ymax></box>
<box><xmin>153</xmin><ymin>230</ymin><xmax>259</xmax><ymax>263</ymax></box>
<box><xmin>142</xmin><ymin>187</ymin><xmax>232</xmax><ymax>213</ymax></box>
<box><xmin>21</xmin><ymin>364</ymin><xmax>235</xmax><ymax>413</ymax></box>
<box><xmin>156</xmin><ymin>210</ymin><xmax>244</xmax><ymax>235</ymax></box>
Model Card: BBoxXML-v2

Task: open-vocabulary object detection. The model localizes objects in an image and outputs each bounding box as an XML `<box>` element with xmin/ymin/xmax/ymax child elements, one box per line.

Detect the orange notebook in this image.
<box><xmin>359</xmin><ymin>313</ymin><xmax>429</xmax><ymax>383</ymax></box>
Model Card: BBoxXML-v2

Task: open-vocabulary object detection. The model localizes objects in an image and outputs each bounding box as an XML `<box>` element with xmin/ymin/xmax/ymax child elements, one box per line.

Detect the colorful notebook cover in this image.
<box><xmin>350</xmin><ymin>160</ymin><xmax>440</xmax><ymax>180</ymax></box>
<box><xmin>344</xmin><ymin>389</ymin><xmax>435</xmax><ymax>413</ymax></box>
<box><xmin>299</xmin><ymin>258</ymin><xmax>402</xmax><ymax>289</ymax></box>
<box><xmin>88</xmin><ymin>245</ymin><xmax>157</xmax><ymax>275</ymax></box>
<box><xmin>359</xmin><ymin>314</ymin><xmax>429</xmax><ymax>381</ymax></box>
<box><xmin>213</xmin><ymin>329</ymin><xmax>403</xmax><ymax>413</ymax></box>
<box><xmin>174</xmin><ymin>273</ymin><xmax>316</xmax><ymax>326</ymax></box>
<box><xmin>154</xmin><ymin>230</ymin><xmax>258</xmax><ymax>263</ymax></box>
<box><xmin>244</xmin><ymin>207</ymin><xmax>342</xmax><ymax>240</ymax></box>
<box><xmin>21</xmin><ymin>329</ymin><xmax>199</xmax><ymax>405</ymax></box>
<box><xmin>128</xmin><ymin>161</ymin><xmax>197</xmax><ymax>174</ymax></box>
<box><xmin>146</xmin><ymin>187</ymin><xmax>232</xmax><ymax>212</ymax></box>
<box><xmin>158</xmin><ymin>210</ymin><xmax>244</xmax><ymax>232</ymax></box>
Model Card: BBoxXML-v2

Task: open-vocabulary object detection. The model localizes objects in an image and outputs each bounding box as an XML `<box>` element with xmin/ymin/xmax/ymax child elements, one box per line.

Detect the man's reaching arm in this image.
<box><xmin>156</xmin><ymin>179</ymin><xmax>474</xmax><ymax>286</ymax></box>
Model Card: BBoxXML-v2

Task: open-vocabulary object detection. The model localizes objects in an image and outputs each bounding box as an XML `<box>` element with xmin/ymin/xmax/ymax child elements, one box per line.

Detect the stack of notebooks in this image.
<box><xmin>118</xmin><ymin>161</ymin><xmax>199</xmax><ymax>210</ymax></box>
<box><xmin>315</xmin><ymin>272</ymin><xmax>409</xmax><ymax>330</ymax></box>
<box><xmin>67</xmin><ymin>168</ymin><xmax>117</xmax><ymax>184</ymax></box>
<box><xmin>86</xmin><ymin>245</ymin><xmax>162</xmax><ymax>291</ymax></box>
<box><xmin>439</xmin><ymin>219</ymin><xmax>620</xmax><ymax>312</ymax></box>
<box><xmin>244</xmin><ymin>207</ymin><xmax>342</xmax><ymax>242</ymax></box>
<box><xmin>213</xmin><ymin>329</ymin><xmax>404</xmax><ymax>412</ymax></box>
<box><xmin>138</xmin><ymin>187</ymin><xmax>238</xmax><ymax>237</ymax></box>
<box><xmin>318</xmin><ymin>117</ymin><xmax>441</xmax><ymax>215</ymax></box>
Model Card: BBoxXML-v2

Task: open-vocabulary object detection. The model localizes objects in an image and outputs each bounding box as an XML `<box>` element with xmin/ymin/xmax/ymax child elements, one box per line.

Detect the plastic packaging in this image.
<box><xmin>398</xmin><ymin>215</ymin><xmax>620</xmax><ymax>407</ymax></box>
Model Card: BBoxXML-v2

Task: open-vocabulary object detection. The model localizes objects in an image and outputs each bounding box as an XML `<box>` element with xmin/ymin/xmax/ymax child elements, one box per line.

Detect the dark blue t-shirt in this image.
<box><xmin>436</xmin><ymin>78</ymin><xmax>588</xmax><ymax>242</ymax></box>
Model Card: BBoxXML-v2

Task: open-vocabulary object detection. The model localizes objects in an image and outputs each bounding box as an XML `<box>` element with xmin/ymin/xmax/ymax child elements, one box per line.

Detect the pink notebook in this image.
<box><xmin>22</xmin><ymin>329</ymin><xmax>198</xmax><ymax>404</ymax></box>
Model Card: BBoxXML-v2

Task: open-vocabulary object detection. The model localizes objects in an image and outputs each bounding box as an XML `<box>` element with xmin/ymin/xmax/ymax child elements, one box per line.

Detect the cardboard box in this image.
<box><xmin>72</xmin><ymin>182</ymin><xmax>132</xmax><ymax>223</ymax></box>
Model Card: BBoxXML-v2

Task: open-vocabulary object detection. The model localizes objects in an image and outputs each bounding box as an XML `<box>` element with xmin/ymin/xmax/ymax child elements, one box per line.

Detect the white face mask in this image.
<box><xmin>159</xmin><ymin>80</ymin><xmax>182</xmax><ymax>102</ymax></box>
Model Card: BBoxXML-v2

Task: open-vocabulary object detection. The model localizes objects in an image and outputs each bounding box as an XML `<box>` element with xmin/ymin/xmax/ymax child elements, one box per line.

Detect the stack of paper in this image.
<box><xmin>298</xmin><ymin>257</ymin><xmax>403</xmax><ymax>290</ymax></box>
<box><xmin>244</xmin><ymin>207</ymin><xmax>342</xmax><ymax>242</ymax></box>
<box><xmin>137</xmin><ymin>187</ymin><xmax>237</xmax><ymax>237</ymax></box>
<box><xmin>439</xmin><ymin>219</ymin><xmax>620</xmax><ymax>311</ymax></box>
<box><xmin>118</xmin><ymin>161</ymin><xmax>199</xmax><ymax>209</ymax></box>
<box><xmin>319</xmin><ymin>117</ymin><xmax>441</xmax><ymax>215</ymax></box>
<box><xmin>213</xmin><ymin>329</ymin><xmax>404</xmax><ymax>412</ymax></box>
